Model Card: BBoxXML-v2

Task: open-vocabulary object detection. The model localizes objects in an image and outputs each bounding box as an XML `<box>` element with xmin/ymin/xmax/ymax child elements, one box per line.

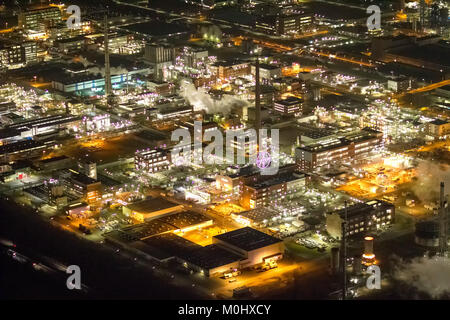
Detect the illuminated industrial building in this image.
<box><xmin>134</xmin><ymin>148</ymin><xmax>170</xmax><ymax>174</ymax></box>
<box><xmin>273</xmin><ymin>96</ymin><xmax>303</xmax><ymax>117</ymax></box>
<box><xmin>213</xmin><ymin>227</ymin><xmax>284</xmax><ymax>268</ymax></box>
<box><xmin>210</xmin><ymin>60</ymin><xmax>250</xmax><ymax>80</ymax></box>
<box><xmin>426</xmin><ymin>119</ymin><xmax>450</xmax><ymax>137</ymax></box>
<box><xmin>64</xmin><ymin>170</ymin><xmax>102</xmax><ymax>204</ymax></box>
<box><xmin>122</xmin><ymin>197</ymin><xmax>184</xmax><ymax>223</ymax></box>
<box><xmin>256</xmin><ymin>13</ymin><xmax>313</xmax><ymax>36</ymax></box>
<box><xmin>7</xmin><ymin>114</ymin><xmax>81</xmax><ymax>138</ymax></box>
<box><xmin>240</xmin><ymin>172</ymin><xmax>306</xmax><ymax>210</ymax></box>
<box><xmin>326</xmin><ymin>200</ymin><xmax>395</xmax><ymax>239</ymax></box>
<box><xmin>18</xmin><ymin>6</ymin><xmax>62</xmax><ymax>31</ymax></box>
<box><xmin>0</xmin><ymin>40</ymin><xmax>37</xmax><ymax>69</ymax></box>
<box><xmin>295</xmin><ymin>130</ymin><xmax>382</xmax><ymax>171</ymax></box>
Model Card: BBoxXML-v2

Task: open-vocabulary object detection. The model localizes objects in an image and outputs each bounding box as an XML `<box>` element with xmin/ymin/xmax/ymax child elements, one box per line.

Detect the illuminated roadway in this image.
<box><xmin>407</xmin><ymin>79</ymin><xmax>450</xmax><ymax>94</ymax></box>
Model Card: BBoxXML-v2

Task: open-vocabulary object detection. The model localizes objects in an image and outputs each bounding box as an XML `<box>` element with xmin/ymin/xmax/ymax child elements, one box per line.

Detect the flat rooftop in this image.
<box><xmin>237</xmin><ymin>208</ymin><xmax>278</xmax><ymax>223</ymax></box>
<box><xmin>125</xmin><ymin>197</ymin><xmax>181</xmax><ymax>214</ymax></box>
<box><xmin>115</xmin><ymin>210</ymin><xmax>210</xmax><ymax>240</ymax></box>
<box><xmin>251</xmin><ymin>173</ymin><xmax>305</xmax><ymax>190</ymax></box>
<box><xmin>0</xmin><ymin>140</ymin><xmax>45</xmax><ymax>155</ymax></box>
<box><xmin>157</xmin><ymin>211</ymin><xmax>211</xmax><ymax>229</ymax></box>
<box><xmin>120</xmin><ymin>21</ymin><xmax>189</xmax><ymax>37</ymax></box>
<box><xmin>141</xmin><ymin>233</ymin><xmax>201</xmax><ymax>260</ymax></box>
<box><xmin>430</xmin><ymin>119</ymin><xmax>449</xmax><ymax>125</ymax></box>
<box><xmin>333</xmin><ymin>200</ymin><xmax>394</xmax><ymax>219</ymax></box>
<box><xmin>214</xmin><ymin>227</ymin><xmax>282</xmax><ymax>251</ymax></box>
<box><xmin>38</xmin><ymin>155</ymin><xmax>70</xmax><ymax>164</ymax></box>
<box><xmin>187</xmin><ymin>244</ymin><xmax>242</xmax><ymax>270</ymax></box>
<box><xmin>134</xmin><ymin>130</ymin><xmax>169</xmax><ymax>141</ymax></box>
<box><xmin>275</xmin><ymin>96</ymin><xmax>304</xmax><ymax>106</ymax></box>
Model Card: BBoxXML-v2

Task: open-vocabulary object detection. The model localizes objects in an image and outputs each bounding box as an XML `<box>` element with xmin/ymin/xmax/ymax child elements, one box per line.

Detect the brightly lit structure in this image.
<box><xmin>362</xmin><ymin>236</ymin><xmax>376</xmax><ymax>266</ymax></box>
<box><xmin>240</xmin><ymin>171</ymin><xmax>305</xmax><ymax>209</ymax></box>
<box><xmin>295</xmin><ymin>130</ymin><xmax>383</xmax><ymax>171</ymax></box>
<box><xmin>122</xmin><ymin>198</ymin><xmax>184</xmax><ymax>223</ymax></box>
<box><xmin>135</xmin><ymin>148</ymin><xmax>170</xmax><ymax>174</ymax></box>
<box><xmin>326</xmin><ymin>200</ymin><xmax>395</xmax><ymax>239</ymax></box>
<box><xmin>213</xmin><ymin>227</ymin><xmax>284</xmax><ymax>268</ymax></box>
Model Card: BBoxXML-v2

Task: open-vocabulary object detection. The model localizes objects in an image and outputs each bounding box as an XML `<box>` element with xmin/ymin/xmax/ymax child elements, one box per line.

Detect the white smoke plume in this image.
<box><xmin>411</xmin><ymin>162</ymin><xmax>450</xmax><ymax>203</ymax></box>
<box><xmin>392</xmin><ymin>255</ymin><xmax>450</xmax><ymax>299</ymax></box>
<box><xmin>76</xmin><ymin>56</ymin><xmax>128</xmax><ymax>76</ymax></box>
<box><xmin>89</xmin><ymin>66</ymin><xmax>129</xmax><ymax>77</ymax></box>
<box><xmin>179</xmin><ymin>81</ymin><xmax>248</xmax><ymax>116</ymax></box>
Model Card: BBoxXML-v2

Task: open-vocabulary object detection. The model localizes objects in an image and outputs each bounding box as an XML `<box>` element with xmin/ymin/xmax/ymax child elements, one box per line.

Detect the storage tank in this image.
<box><xmin>415</xmin><ymin>220</ymin><xmax>440</xmax><ymax>248</ymax></box>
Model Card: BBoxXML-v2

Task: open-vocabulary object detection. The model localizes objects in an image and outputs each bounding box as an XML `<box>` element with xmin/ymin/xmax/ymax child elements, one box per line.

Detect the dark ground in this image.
<box><xmin>0</xmin><ymin>198</ymin><xmax>205</xmax><ymax>299</ymax></box>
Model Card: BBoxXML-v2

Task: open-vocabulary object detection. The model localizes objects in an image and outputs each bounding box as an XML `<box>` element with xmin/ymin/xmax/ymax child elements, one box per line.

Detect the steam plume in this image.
<box><xmin>411</xmin><ymin>162</ymin><xmax>450</xmax><ymax>203</ymax></box>
<box><xmin>392</xmin><ymin>255</ymin><xmax>450</xmax><ymax>299</ymax></box>
<box><xmin>179</xmin><ymin>81</ymin><xmax>248</xmax><ymax>115</ymax></box>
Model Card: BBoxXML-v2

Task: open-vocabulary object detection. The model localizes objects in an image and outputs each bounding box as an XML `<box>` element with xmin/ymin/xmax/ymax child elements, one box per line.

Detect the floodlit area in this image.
<box><xmin>337</xmin><ymin>155</ymin><xmax>416</xmax><ymax>199</ymax></box>
<box><xmin>0</xmin><ymin>0</ymin><xmax>449</xmax><ymax>302</ymax></box>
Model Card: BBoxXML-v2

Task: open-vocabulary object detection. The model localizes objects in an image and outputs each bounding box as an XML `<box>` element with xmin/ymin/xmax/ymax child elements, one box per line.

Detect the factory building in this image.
<box><xmin>144</xmin><ymin>43</ymin><xmax>175</xmax><ymax>80</ymax></box>
<box><xmin>134</xmin><ymin>148</ymin><xmax>170</xmax><ymax>174</ymax></box>
<box><xmin>426</xmin><ymin>119</ymin><xmax>450</xmax><ymax>137</ymax></box>
<box><xmin>273</xmin><ymin>96</ymin><xmax>303</xmax><ymax>116</ymax></box>
<box><xmin>155</xmin><ymin>105</ymin><xmax>193</xmax><ymax>120</ymax></box>
<box><xmin>177</xmin><ymin>46</ymin><xmax>209</xmax><ymax>69</ymax></box>
<box><xmin>240</xmin><ymin>172</ymin><xmax>306</xmax><ymax>210</ymax></box>
<box><xmin>82</xmin><ymin>161</ymin><xmax>97</xmax><ymax>180</ymax></box>
<box><xmin>7</xmin><ymin>114</ymin><xmax>81</xmax><ymax>138</ymax></box>
<box><xmin>295</xmin><ymin>130</ymin><xmax>382</xmax><ymax>171</ymax></box>
<box><xmin>122</xmin><ymin>197</ymin><xmax>184</xmax><ymax>223</ymax></box>
<box><xmin>51</xmin><ymin>66</ymin><xmax>150</xmax><ymax>93</ymax></box>
<box><xmin>53</xmin><ymin>36</ymin><xmax>86</xmax><ymax>53</ymax></box>
<box><xmin>256</xmin><ymin>13</ymin><xmax>313</xmax><ymax>35</ymax></box>
<box><xmin>0</xmin><ymin>140</ymin><xmax>46</xmax><ymax>160</ymax></box>
<box><xmin>210</xmin><ymin>60</ymin><xmax>250</xmax><ymax>80</ymax></box>
<box><xmin>18</xmin><ymin>6</ymin><xmax>62</xmax><ymax>30</ymax></box>
<box><xmin>326</xmin><ymin>200</ymin><xmax>395</xmax><ymax>239</ymax></box>
<box><xmin>0</xmin><ymin>128</ymin><xmax>22</xmax><ymax>145</ymax></box>
<box><xmin>0</xmin><ymin>40</ymin><xmax>36</xmax><ymax>69</ymax></box>
<box><xmin>65</xmin><ymin>170</ymin><xmax>102</xmax><ymax>204</ymax></box>
<box><xmin>387</xmin><ymin>76</ymin><xmax>417</xmax><ymax>93</ymax></box>
<box><xmin>251</xmin><ymin>63</ymin><xmax>282</xmax><ymax>82</ymax></box>
<box><xmin>35</xmin><ymin>155</ymin><xmax>73</xmax><ymax>171</ymax></box>
<box><xmin>213</xmin><ymin>227</ymin><xmax>284</xmax><ymax>268</ymax></box>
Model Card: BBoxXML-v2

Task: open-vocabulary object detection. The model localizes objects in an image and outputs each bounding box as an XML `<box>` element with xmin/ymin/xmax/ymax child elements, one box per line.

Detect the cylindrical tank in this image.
<box><xmin>364</xmin><ymin>236</ymin><xmax>374</xmax><ymax>255</ymax></box>
<box><xmin>362</xmin><ymin>236</ymin><xmax>375</xmax><ymax>266</ymax></box>
<box><xmin>330</xmin><ymin>247</ymin><xmax>340</xmax><ymax>275</ymax></box>
<box><xmin>415</xmin><ymin>220</ymin><xmax>440</xmax><ymax>248</ymax></box>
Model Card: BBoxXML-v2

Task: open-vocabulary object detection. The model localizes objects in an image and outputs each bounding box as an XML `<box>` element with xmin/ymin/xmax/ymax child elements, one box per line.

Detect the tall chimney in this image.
<box><xmin>104</xmin><ymin>14</ymin><xmax>112</xmax><ymax>106</ymax></box>
<box><xmin>255</xmin><ymin>56</ymin><xmax>261</xmax><ymax>147</ymax></box>
<box><xmin>362</xmin><ymin>236</ymin><xmax>376</xmax><ymax>266</ymax></box>
<box><xmin>341</xmin><ymin>201</ymin><xmax>348</xmax><ymax>300</ymax></box>
<box><xmin>439</xmin><ymin>182</ymin><xmax>448</xmax><ymax>256</ymax></box>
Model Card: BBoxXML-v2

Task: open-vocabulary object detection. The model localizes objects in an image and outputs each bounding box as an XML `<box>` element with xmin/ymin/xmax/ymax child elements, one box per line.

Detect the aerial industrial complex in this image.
<box><xmin>0</xmin><ymin>0</ymin><xmax>449</xmax><ymax>300</ymax></box>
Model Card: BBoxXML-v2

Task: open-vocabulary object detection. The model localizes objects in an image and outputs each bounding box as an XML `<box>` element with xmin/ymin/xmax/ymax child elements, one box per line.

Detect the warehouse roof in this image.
<box><xmin>125</xmin><ymin>197</ymin><xmax>181</xmax><ymax>214</ymax></box>
<box><xmin>214</xmin><ymin>227</ymin><xmax>282</xmax><ymax>251</ymax></box>
<box><xmin>186</xmin><ymin>244</ymin><xmax>242</xmax><ymax>270</ymax></box>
